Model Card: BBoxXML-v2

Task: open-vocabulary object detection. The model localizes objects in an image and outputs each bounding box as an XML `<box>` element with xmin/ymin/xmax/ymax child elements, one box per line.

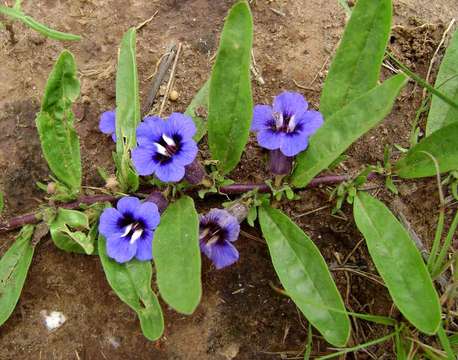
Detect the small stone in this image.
<box><xmin>105</xmin><ymin>176</ymin><xmax>119</xmax><ymax>190</ymax></box>
<box><xmin>169</xmin><ymin>90</ymin><xmax>179</xmax><ymax>101</ymax></box>
<box><xmin>41</xmin><ymin>310</ymin><xmax>66</xmax><ymax>331</ymax></box>
<box><xmin>220</xmin><ymin>343</ymin><xmax>240</xmax><ymax>359</ymax></box>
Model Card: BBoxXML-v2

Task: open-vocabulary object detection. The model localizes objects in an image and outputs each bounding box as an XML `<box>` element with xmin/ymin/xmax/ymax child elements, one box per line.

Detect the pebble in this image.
<box><xmin>41</xmin><ymin>310</ymin><xmax>66</xmax><ymax>331</ymax></box>
<box><xmin>169</xmin><ymin>90</ymin><xmax>179</xmax><ymax>101</ymax></box>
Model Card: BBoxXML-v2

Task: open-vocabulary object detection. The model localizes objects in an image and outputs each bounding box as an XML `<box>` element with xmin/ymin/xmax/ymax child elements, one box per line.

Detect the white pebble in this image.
<box><xmin>41</xmin><ymin>310</ymin><xmax>66</xmax><ymax>331</ymax></box>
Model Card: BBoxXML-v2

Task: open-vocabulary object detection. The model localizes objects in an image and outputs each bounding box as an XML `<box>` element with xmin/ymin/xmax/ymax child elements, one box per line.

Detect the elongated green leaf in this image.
<box><xmin>292</xmin><ymin>74</ymin><xmax>407</xmax><ymax>188</ymax></box>
<box><xmin>353</xmin><ymin>192</ymin><xmax>441</xmax><ymax>334</ymax></box>
<box><xmin>395</xmin><ymin>329</ymin><xmax>408</xmax><ymax>360</ymax></box>
<box><xmin>0</xmin><ymin>6</ymin><xmax>81</xmax><ymax>41</ymax></box>
<box><xmin>115</xmin><ymin>28</ymin><xmax>140</xmax><ymax>191</ymax></box>
<box><xmin>0</xmin><ymin>192</ymin><xmax>3</xmax><ymax>214</ymax></box>
<box><xmin>36</xmin><ymin>50</ymin><xmax>81</xmax><ymax>193</ymax></box>
<box><xmin>49</xmin><ymin>208</ymin><xmax>93</xmax><ymax>254</ymax></box>
<box><xmin>154</xmin><ymin>196</ymin><xmax>201</xmax><ymax>314</ymax></box>
<box><xmin>320</xmin><ymin>0</ymin><xmax>392</xmax><ymax>118</ymax></box>
<box><xmin>0</xmin><ymin>225</ymin><xmax>34</xmax><ymax>326</ymax></box>
<box><xmin>98</xmin><ymin>236</ymin><xmax>164</xmax><ymax>340</ymax></box>
<box><xmin>185</xmin><ymin>79</ymin><xmax>210</xmax><ymax>142</ymax></box>
<box><xmin>208</xmin><ymin>1</ymin><xmax>253</xmax><ymax>174</ymax></box>
<box><xmin>448</xmin><ymin>333</ymin><xmax>458</xmax><ymax>353</ymax></box>
<box><xmin>426</xmin><ymin>30</ymin><xmax>458</xmax><ymax>135</ymax></box>
<box><xmin>258</xmin><ymin>206</ymin><xmax>350</xmax><ymax>347</ymax></box>
<box><xmin>396</xmin><ymin>119</ymin><xmax>458</xmax><ymax>178</ymax></box>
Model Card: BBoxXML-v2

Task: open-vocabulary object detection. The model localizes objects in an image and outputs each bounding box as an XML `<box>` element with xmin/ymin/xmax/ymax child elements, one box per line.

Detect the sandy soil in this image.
<box><xmin>1</xmin><ymin>0</ymin><xmax>458</xmax><ymax>359</ymax></box>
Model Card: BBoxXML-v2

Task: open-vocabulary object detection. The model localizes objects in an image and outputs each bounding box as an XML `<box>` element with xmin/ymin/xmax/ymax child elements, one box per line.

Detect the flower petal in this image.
<box><xmin>201</xmin><ymin>241</ymin><xmax>239</xmax><ymax>270</ymax></box>
<box><xmin>257</xmin><ymin>129</ymin><xmax>283</xmax><ymax>150</ymax></box>
<box><xmin>99</xmin><ymin>111</ymin><xmax>116</xmax><ymax>135</ymax></box>
<box><xmin>216</xmin><ymin>214</ymin><xmax>240</xmax><ymax>243</ymax></box>
<box><xmin>154</xmin><ymin>161</ymin><xmax>185</xmax><ymax>183</ymax></box>
<box><xmin>174</xmin><ymin>139</ymin><xmax>198</xmax><ymax>166</ymax></box>
<box><xmin>99</xmin><ymin>208</ymin><xmax>123</xmax><ymax>238</ymax></box>
<box><xmin>132</xmin><ymin>146</ymin><xmax>160</xmax><ymax>176</ymax></box>
<box><xmin>273</xmin><ymin>92</ymin><xmax>308</xmax><ymax>118</ymax></box>
<box><xmin>166</xmin><ymin>112</ymin><xmax>196</xmax><ymax>138</ymax></box>
<box><xmin>134</xmin><ymin>201</ymin><xmax>160</xmax><ymax>230</ymax></box>
<box><xmin>251</xmin><ymin>105</ymin><xmax>274</xmax><ymax>131</ymax></box>
<box><xmin>280</xmin><ymin>132</ymin><xmax>309</xmax><ymax>157</ymax></box>
<box><xmin>136</xmin><ymin>117</ymin><xmax>164</xmax><ymax>146</ymax></box>
<box><xmin>135</xmin><ymin>230</ymin><xmax>154</xmax><ymax>261</ymax></box>
<box><xmin>106</xmin><ymin>236</ymin><xmax>137</xmax><ymax>263</ymax></box>
<box><xmin>117</xmin><ymin>196</ymin><xmax>141</xmax><ymax>216</ymax></box>
<box><xmin>295</xmin><ymin>110</ymin><xmax>324</xmax><ymax>136</ymax></box>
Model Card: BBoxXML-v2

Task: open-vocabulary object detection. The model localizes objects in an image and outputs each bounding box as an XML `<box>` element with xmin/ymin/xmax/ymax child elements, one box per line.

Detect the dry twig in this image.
<box><xmin>159</xmin><ymin>42</ymin><xmax>182</xmax><ymax>116</ymax></box>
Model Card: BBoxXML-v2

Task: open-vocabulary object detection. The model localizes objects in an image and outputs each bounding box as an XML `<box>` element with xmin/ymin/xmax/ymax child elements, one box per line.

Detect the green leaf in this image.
<box><xmin>258</xmin><ymin>206</ymin><xmax>350</xmax><ymax>347</ymax></box>
<box><xmin>0</xmin><ymin>6</ymin><xmax>81</xmax><ymax>41</ymax></box>
<box><xmin>35</xmin><ymin>50</ymin><xmax>81</xmax><ymax>194</ymax></box>
<box><xmin>437</xmin><ymin>323</ymin><xmax>455</xmax><ymax>360</ymax></box>
<box><xmin>115</xmin><ymin>28</ymin><xmax>140</xmax><ymax>192</ymax></box>
<box><xmin>207</xmin><ymin>1</ymin><xmax>253</xmax><ymax>174</ymax></box>
<box><xmin>0</xmin><ymin>192</ymin><xmax>3</xmax><ymax>214</ymax></box>
<box><xmin>396</xmin><ymin>121</ymin><xmax>458</xmax><ymax>178</ymax></box>
<box><xmin>98</xmin><ymin>236</ymin><xmax>164</xmax><ymax>340</ymax></box>
<box><xmin>0</xmin><ymin>225</ymin><xmax>35</xmax><ymax>326</ymax></box>
<box><xmin>154</xmin><ymin>196</ymin><xmax>201</xmax><ymax>314</ymax></box>
<box><xmin>292</xmin><ymin>74</ymin><xmax>407</xmax><ymax>188</ymax></box>
<box><xmin>49</xmin><ymin>208</ymin><xmax>93</xmax><ymax>254</ymax></box>
<box><xmin>320</xmin><ymin>0</ymin><xmax>392</xmax><ymax>118</ymax></box>
<box><xmin>353</xmin><ymin>192</ymin><xmax>441</xmax><ymax>334</ymax></box>
<box><xmin>448</xmin><ymin>333</ymin><xmax>458</xmax><ymax>352</ymax></box>
<box><xmin>185</xmin><ymin>79</ymin><xmax>210</xmax><ymax>142</ymax></box>
<box><xmin>395</xmin><ymin>329</ymin><xmax>408</xmax><ymax>360</ymax></box>
<box><xmin>426</xmin><ymin>30</ymin><xmax>458</xmax><ymax>135</ymax></box>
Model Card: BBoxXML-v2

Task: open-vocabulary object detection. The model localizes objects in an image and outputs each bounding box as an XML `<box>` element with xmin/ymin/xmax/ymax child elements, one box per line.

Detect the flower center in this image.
<box><xmin>121</xmin><ymin>221</ymin><xmax>144</xmax><ymax>244</ymax></box>
<box><xmin>155</xmin><ymin>134</ymin><xmax>179</xmax><ymax>158</ymax></box>
<box><xmin>200</xmin><ymin>222</ymin><xmax>226</xmax><ymax>246</ymax></box>
<box><xmin>273</xmin><ymin>112</ymin><xmax>296</xmax><ymax>133</ymax></box>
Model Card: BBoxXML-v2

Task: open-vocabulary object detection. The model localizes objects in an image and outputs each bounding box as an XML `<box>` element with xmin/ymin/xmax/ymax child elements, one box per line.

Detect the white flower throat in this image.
<box><xmin>121</xmin><ymin>222</ymin><xmax>144</xmax><ymax>244</ymax></box>
<box><xmin>274</xmin><ymin>112</ymin><xmax>296</xmax><ymax>133</ymax></box>
<box><xmin>155</xmin><ymin>134</ymin><xmax>177</xmax><ymax>157</ymax></box>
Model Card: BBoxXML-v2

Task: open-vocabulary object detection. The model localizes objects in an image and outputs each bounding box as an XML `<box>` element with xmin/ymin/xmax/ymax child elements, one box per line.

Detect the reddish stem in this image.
<box><xmin>218</xmin><ymin>174</ymin><xmax>358</xmax><ymax>194</ymax></box>
<box><xmin>0</xmin><ymin>173</ymin><xmax>377</xmax><ymax>233</ymax></box>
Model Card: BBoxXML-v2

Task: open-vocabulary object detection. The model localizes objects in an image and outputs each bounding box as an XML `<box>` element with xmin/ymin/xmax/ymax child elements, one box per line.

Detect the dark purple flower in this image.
<box><xmin>199</xmin><ymin>209</ymin><xmax>240</xmax><ymax>269</ymax></box>
<box><xmin>99</xmin><ymin>111</ymin><xmax>116</xmax><ymax>142</ymax></box>
<box><xmin>99</xmin><ymin>196</ymin><xmax>160</xmax><ymax>263</ymax></box>
<box><xmin>251</xmin><ymin>92</ymin><xmax>324</xmax><ymax>157</ymax></box>
<box><xmin>131</xmin><ymin>113</ymin><xmax>198</xmax><ymax>183</ymax></box>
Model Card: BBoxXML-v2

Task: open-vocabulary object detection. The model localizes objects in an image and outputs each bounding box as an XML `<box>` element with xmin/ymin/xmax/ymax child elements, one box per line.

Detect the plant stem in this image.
<box><xmin>317</xmin><ymin>330</ymin><xmax>399</xmax><ymax>359</ymax></box>
<box><xmin>386</xmin><ymin>51</ymin><xmax>458</xmax><ymax>110</ymax></box>
<box><xmin>0</xmin><ymin>173</ymin><xmax>378</xmax><ymax>233</ymax></box>
<box><xmin>432</xmin><ymin>209</ymin><xmax>458</xmax><ymax>277</ymax></box>
<box><xmin>428</xmin><ymin>209</ymin><xmax>445</xmax><ymax>272</ymax></box>
<box><xmin>219</xmin><ymin>174</ymin><xmax>368</xmax><ymax>194</ymax></box>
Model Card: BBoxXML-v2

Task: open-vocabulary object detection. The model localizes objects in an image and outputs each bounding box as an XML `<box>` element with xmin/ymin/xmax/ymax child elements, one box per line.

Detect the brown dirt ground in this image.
<box><xmin>1</xmin><ymin>0</ymin><xmax>458</xmax><ymax>359</ymax></box>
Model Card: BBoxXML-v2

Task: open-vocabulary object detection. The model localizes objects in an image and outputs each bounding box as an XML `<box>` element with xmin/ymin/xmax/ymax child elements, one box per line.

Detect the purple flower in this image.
<box><xmin>131</xmin><ymin>113</ymin><xmax>198</xmax><ymax>183</ymax></box>
<box><xmin>251</xmin><ymin>91</ymin><xmax>324</xmax><ymax>157</ymax></box>
<box><xmin>99</xmin><ymin>111</ymin><xmax>116</xmax><ymax>142</ymax></box>
<box><xmin>199</xmin><ymin>209</ymin><xmax>240</xmax><ymax>270</ymax></box>
<box><xmin>99</xmin><ymin>196</ymin><xmax>160</xmax><ymax>263</ymax></box>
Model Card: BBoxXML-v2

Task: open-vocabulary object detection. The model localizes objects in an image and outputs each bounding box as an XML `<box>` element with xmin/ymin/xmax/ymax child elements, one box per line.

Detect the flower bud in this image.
<box><xmin>145</xmin><ymin>191</ymin><xmax>169</xmax><ymax>214</ymax></box>
<box><xmin>268</xmin><ymin>149</ymin><xmax>293</xmax><ymax>175</ymax></box>
<box><xmin>227</xmin><ymin>202</ymin><xmax>249</xmax><ymax>223</ymax></box>
<box><xmin>47</xmin><ymin>182</ymin><xmax>56</xmax><ymax>195</ymax></box>
<box><xmin>184</xmin><ymin>158</ymin><xmax>206</xmax><ymax>185</ymax></box>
